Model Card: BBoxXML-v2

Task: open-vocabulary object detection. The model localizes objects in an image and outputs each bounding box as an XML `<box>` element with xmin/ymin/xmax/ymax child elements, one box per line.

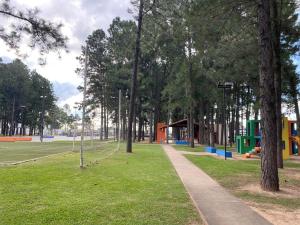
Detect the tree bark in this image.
<box><xmin>190</xmin><ymin>109</ymin><xmax>195</xmax><ymax>148</ymax></box>
<box><xmin>9</xmin><ymin>96</ymin><xmax>15</xmax><ymax>136</ymax></box>
<box><xmin>133</xmin><ymin>104</ymin><xmax>136</xmax><ymax>142</ymax></box>
<box><xmin>198</xmin><ymin>104</ymin><xmax>205</xmax><ymax>144</ymax></box>
<box><xmin>127</xmin><ymin>0</ymin><xmax>144</xmax><ymax>153</ymax></box>
<box><xmin>209</xmin><ymin>107</ymin><xmax>215</xmax><ymax>147</ymax></box>
<box><xmin>235</xmin><ymin>89</ymin><xmax>240</xmax><ymax>137</ymax></box>
<box><xmin>271</xmin><ymin>0</ymin><xmax>283</xmax><ymax>168</ymax></box>
<box><xmin>149</xmin><ymin>111</ymin><xmax>153</xmax><ymax>143</ymax></box>
<box><xmin>100</xmin><ymin>104</ymin><xmax>103</xmax><ymax>140</ymax></box>
<box><xmin>138</xmin><ymin>114</ymin><xmax>143</xmax><ymax>142</ymax></box>
<box><xmin>258</xmin><ymin>0</ymin><xmax>279</xmax><ymax>192</ymax></box>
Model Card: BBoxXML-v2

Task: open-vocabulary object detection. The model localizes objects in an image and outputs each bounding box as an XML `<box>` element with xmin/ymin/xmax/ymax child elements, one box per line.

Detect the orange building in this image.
<box><xmin>156</xmin><ymin>119</ymin><xmax>200</xmax><ymax>144</ymax></box>
<box><xmin>156</xmin><ymin>122</ymin><xmax>167</xmax><ymax>144</ymax></box>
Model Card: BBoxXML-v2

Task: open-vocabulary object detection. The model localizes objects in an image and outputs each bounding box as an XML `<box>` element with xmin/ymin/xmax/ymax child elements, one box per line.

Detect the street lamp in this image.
<box><xmin>217</xmin><ymin>82</ymin><xmax>233</xmax><ymax>160</ymax></box>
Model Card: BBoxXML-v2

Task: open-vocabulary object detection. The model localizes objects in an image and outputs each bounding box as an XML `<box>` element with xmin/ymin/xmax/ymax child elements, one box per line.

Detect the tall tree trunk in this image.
<box><xmin>104</xmin><ymin>106</ymin><xmax>107</xmax><ymax>139</ymax></box>
<box><xmin>138</xmin><ymin>114</ymin><xmax>142</xmax><ymax>142</ymax></box>
<box><xmin>258</xmin><ymin>0</ymin><xmax>279</xmax><ymax>192</ymax></box>
<box><xmin>106</xmin><ymin>108</ymin><xmax>109</xmax><ymax>139</ymax></box>
<box><xmin>198</xmin><ymin>104</ymin><xmax>205</xmax><ymax>144</ymax></box>
<box><xmin>230</xmin><ymin>102</ymin><xmax>236</xmax><ymax>144</ymax></box>
<box><xmin>127</xmin><ymin>0</ymin><xmax>144</xmax><ymax>153</ymax></box>
<box><xmin>209</xmin><ymin>107</ymin><xmax>215</xmax><ymax>147</ymax></box>
<box><xmin>9</xmin><ymin>96</ymin><xmax>15</xmax><ymax>136</ymax></box>
<box><xmin>235</xmin><ymin>89</ymin><xmax>240</xmax><ymax>137</ymax></box>
<box><xmin>149</xmin><ymin>111</ymin><xmax>153</xmax><ymax>144</ymax></box>
<box><xmin>271</xmin><ymin>0</ymin><xmax>283</xmax><ymax>168</ymax></box>
<box><xmin>142</xmin><ymin>121</ymin><xmax>145</xmax><ymax>141</ymax></box>
<box><xmin>122</xmin><ymin>109</ymin><xmax>126</xmax><ymax>140</ymax></box>
<box><xmin>133</xmin><ymin>105</ymin><xmax>136</xmax><ymax>142</ymax></box>
<box><xmin>190</xmin><ymin>109</ymin><xmax>195</xmax><ymax>148</ymax></box>
<box><xmin>100</xmin><ymin>104</ymin><xmax>103</xmax><ymax>140</ymax></box>
<box><xmin>186</xmin><ymin>26</ymin><xmax>195</xmax><ymax>148</ymax></box>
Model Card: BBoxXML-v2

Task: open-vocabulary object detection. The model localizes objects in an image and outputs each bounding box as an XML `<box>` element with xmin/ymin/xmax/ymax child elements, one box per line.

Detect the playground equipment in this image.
<box><xmin>243</xmin><ymin>147</ymin><xmax>261</xmax><ymax>159</ymax></box>
<box><xmin>282</xmin><ymin>117</ymin><xmax>299</xmax><ymax>158</ymax></box>
<box><xmin>237</xmin><ymin>117</ymin><xmax>300</xmax><ymax>159</ymax></box>
<box><xmin>236</xmin><ymin>120</ymin><xmax>261</xmax><ymax>154</ymax></box>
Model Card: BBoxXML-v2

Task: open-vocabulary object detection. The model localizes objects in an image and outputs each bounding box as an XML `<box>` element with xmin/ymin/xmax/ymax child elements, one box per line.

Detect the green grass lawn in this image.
<box><xmin>0</xmin><ymin>143</ymin><xmax>202</xmax><ymax>225</ymax></box>
<box><xmin>185</xmin><ymin>155</ymin><xmax>300</xmax><ymax>209</ymax></box>
<box><xmin>0</xmin><ymin>140</ymin><xmax>110</xmax><ymax>164</ymax></box>
<box><xmin>172</xmin><ymin>144</ymin><xmax>204</xmax><ymax>152</ymax></box>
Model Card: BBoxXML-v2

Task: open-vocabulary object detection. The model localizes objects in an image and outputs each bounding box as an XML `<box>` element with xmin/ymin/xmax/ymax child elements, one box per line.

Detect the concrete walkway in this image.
<box><xmin>162</xmin><ymin>145</ymin><xmax>272</xmax><ymax>225</ymax></box>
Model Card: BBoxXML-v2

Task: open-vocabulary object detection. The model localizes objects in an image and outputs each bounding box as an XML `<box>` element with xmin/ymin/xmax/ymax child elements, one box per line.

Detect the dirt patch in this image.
<box><xmin>282</xmin><ymin>168</ymin><xmax>300</xmax><ymax>180</ymax></box>
<box><xmin>289</xmin><ymin>156</ymin><xmax>300</xmax><ymax>164</ymax></box>
<box><xmin>239</xmin><ymin>183</ymin><xmax>300</xmax><ymax>198</ymax></box>
<box><xmin>247</xmin><ymin>202</ymin><xmax>300</xmax><ymax>225</ymax></box>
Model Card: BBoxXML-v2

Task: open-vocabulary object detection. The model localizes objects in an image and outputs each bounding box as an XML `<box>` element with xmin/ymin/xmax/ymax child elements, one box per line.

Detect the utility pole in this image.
<box><xmin>80</xmin><ymin>45</ymin><xmax>88</xmax><ymax>168</ymax></box>
<box><xmin>118</xmin><ymin>90</ymin><xmax>121</xmax><ymax>150</ymax></box>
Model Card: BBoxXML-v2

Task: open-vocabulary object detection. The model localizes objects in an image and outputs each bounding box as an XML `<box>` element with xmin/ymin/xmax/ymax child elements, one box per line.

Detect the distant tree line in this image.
<box><xmin>0</xmin><ymin>58</ymin><xmax>72</xmax><ymax>136</ymax></box>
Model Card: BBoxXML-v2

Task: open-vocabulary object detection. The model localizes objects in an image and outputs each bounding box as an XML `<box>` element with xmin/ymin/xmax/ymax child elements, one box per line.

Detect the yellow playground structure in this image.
<box><xmin>282</xmin><ymin>117</ymin><xmax>300</xmax><ymax>159</ymax></box>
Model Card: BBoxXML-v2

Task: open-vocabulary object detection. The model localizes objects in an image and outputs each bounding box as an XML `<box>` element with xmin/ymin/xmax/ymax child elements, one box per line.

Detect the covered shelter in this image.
<box><xmin>156</xmin><ymin>119</ymin><xmax>199</xmax><ymax>143</ymax></box>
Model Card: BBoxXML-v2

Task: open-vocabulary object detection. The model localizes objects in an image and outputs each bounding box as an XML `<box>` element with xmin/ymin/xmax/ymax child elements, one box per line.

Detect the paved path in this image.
<box><xmin>162</xmin><ymin>145</ymin><xmax>272</xmax><ymax>225</ymax></box>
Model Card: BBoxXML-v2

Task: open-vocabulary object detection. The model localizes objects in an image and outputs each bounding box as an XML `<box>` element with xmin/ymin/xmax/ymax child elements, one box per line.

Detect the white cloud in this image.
<box><xmin>58</xmin><ymin>93</ymin><xmax>83</xmax><ymax>108</ymax></box>
<box><xmin>1</xmin><ymin>0</ymin><xmax>132</xmax><ymax>105</ymax></box>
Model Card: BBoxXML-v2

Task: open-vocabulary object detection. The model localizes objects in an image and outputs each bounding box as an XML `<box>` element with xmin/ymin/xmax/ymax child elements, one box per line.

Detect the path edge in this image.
<box><xmin>162</xmin><ymin>145</ymin><xmax>209</xmax><ymax>225</ymax></box>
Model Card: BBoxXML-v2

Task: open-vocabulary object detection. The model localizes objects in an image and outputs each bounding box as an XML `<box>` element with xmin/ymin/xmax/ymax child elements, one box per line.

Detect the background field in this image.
<box><xmin>0</xmin><ymin>140</ymin><xmax>115</xmax><ymax>164</ymax></box>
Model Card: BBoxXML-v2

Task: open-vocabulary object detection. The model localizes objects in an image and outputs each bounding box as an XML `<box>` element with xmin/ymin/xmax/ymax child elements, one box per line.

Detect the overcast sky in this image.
<box><xmin>0</xmin><ymin>0</ymin><xmax>132</xmax><ymax>107</ymax></box>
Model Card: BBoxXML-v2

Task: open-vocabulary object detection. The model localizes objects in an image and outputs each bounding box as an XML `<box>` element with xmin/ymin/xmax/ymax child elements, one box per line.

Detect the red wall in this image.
<box><xmin>156</xmin><ymin>123</ymin><xmax>166</xmax><ymax>144</ymax></box>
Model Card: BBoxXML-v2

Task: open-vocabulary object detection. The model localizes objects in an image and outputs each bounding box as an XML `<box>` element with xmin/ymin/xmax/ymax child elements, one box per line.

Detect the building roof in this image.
<box><xmin>162</xmin><ymin>119</ymin><xmax>199</xmax><ymax>128</ymax></box>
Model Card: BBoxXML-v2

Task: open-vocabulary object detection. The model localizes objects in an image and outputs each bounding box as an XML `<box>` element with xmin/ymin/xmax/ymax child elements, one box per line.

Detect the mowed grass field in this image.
<box><xmin>0</xmin><ymin>143</ymin><xmax>202</xmax><ymax>225</ymax></box>
<box><xmin>0</xmin><ymin>140</ymin><xmax>111</xmax><ymax>164</ymax></box>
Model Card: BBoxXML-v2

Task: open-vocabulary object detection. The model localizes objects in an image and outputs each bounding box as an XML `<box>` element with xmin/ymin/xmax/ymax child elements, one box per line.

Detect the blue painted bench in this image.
<box><xmin>216</xmin><ymin>149</ymin><xmax>232</xmax><ymax>158</ymax></box>
<box><xmin>175</xmin><ymin>140</ymin><xmax>189</xmax><ymax>145</ymax></box>
<box><xmin>205</xmin><ymin>146</ymin><xmax>216</xmax><ymax>153</ymax></box>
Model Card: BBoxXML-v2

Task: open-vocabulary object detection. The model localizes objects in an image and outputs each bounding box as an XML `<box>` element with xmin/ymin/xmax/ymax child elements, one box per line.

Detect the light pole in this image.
<box><xmin>217</xmin><ymin>82</ymin><xmax>233</xmax><ymax>160</ymax></box>
<box><xmin>40</xmin><ymin>95</ymin><xmax>46</xmax><ymax>143</ymax></box>
<box><xmin>80</xmin><ymin>45</ymin><xmax>88</xmax><ymax>168</ymax></box>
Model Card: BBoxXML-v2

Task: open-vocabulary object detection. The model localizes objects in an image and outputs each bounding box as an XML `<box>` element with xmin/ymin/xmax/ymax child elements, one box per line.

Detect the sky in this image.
<box><xmin>0</xmin><ymin>0</ymin><xmax>132</xmax><ymax>107</ymax></box>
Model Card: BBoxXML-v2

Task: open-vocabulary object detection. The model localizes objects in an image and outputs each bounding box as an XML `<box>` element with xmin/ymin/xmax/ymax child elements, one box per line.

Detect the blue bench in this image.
<box><xmin>205</xmin><ymin>146</ymin><xmax>216</xmax><ymax>153</ymax></box>
<box><xmin>216</xmin><ymin>149</ymin><xmax>232</xmax><ymax>158</ymax></box>
<box><xmin>175</xmin><ymin>140</ymin><xmax>189</xmax><ymax>145</ymax></box>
